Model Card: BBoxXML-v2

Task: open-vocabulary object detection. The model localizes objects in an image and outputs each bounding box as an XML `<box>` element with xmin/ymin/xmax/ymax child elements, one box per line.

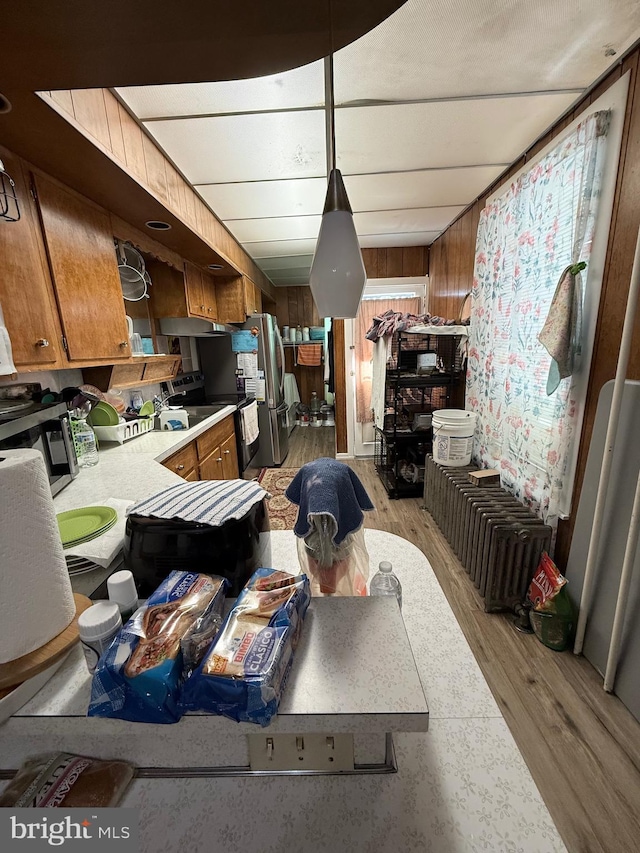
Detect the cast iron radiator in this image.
<box><xmin>423</xmin><ymin>455</ymin><xmax>552</xmax><ymax>612</ymax></box>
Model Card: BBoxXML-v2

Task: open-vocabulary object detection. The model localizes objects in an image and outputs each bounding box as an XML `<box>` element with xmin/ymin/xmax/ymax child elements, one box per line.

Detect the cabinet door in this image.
<box><xmin>184</xmin><ymin>261</ymin><xmax>206</xmax><ymax>318</ymax></box>
<box><xmin>220</xmin><ymin>432</ymin><xmax>239</xmax><ymax>480</ymax></box>
<box><xmin>202</xmin><ymin>272</ymin><xmax>218</xmax><ymax>320</ymax></box>
<box><xmin>199</xmin><ymin>446</ymin><xmax>224</xmax><ymax>480</ymax></box>
<box><xmin>161</xmin><ymin>441</ymin><xmax>198</xmax><ymax>478</ymax></box>
<box><xmin>184</xmin><ymin>468</ymin><xmax>199</xmax><ymax>482</ymax></box>
<box><xmin>0</xmin><ymin>148</ymin><xmax>62</xmax><ymax>368</ymax></box>
<box><xmin>254</xmin><ymin>283</ymin><xmax>263</xmax><ymax>314</ymax></box>
<box><xmin>33</xmin><ymin>173</ymin><xmax>130</xmax><ymax>361</ymax></box>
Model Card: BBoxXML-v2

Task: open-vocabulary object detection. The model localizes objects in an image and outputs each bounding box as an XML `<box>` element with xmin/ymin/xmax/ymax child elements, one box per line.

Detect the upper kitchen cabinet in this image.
<box><xmin>146</xmin><ymin>258</ymin><xmax>218</xmax><ymax>321</ymax></box>
<box><xmin>33</xmin><ymin>173</ymin><xmax>131</xmax><ymax>362</ymax></box>
<box><xmin>215</xmin><ymin>275</ymin><xmax>262</xmax><ymax>324</ymax></box>
<box><xmin>0</xmin><ymin>147</ymin><xmax>63</xmax><ymax>369</ymax></box>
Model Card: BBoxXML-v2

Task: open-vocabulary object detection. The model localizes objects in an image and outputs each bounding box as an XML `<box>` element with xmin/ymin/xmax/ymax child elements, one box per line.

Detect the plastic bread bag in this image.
<box><xmin>0</xmin><ymin>753</ymin><xmax>134</xmax><ymax>808</ymax></box>
<box><xmin>297</xmin><ymin>518</ymin><xmax>369</xmax><ymax>596</ymax></box>
<box><xmin>88</xmin><ymin>571</ymin><xmax>228</xmax><ymax>724</ymax></box>
<box><xmin>179</xmin><ymin>568</ymin><xmax>310</xmax><ymax>726</ymax></box>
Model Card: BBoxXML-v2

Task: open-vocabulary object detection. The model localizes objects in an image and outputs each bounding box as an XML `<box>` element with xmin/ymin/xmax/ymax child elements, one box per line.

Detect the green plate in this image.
<box><xmin>87</xmin><ymin>402</ymin><xmax>119</xmax><ymax>427</ymax></box>
<box><xmin>139</xmin><ymin>400</ymin><xmax>155</xmax><ymax>417</ymax></box>
<box><xmin>57</xmin><ymin>506</ymin><xmax>118</xmax><ymax>547</ymax></box>
<box><xmin>60</xmin><ymin>517</ymin><xmax>118</xmax><ymax>549</ymax></box>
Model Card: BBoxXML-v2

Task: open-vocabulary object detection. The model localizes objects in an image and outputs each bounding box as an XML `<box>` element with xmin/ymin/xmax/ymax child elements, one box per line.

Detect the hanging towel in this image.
<box><xmin>284</xmin><ymin>373</ymin><xmax>301</xmax><ymax>408</ymax></box>
<box><xmin>240</xmin><ymin>399</ymin><xmax>260</xmax><ymax>445</ymax></box>
<box><xmin>538</xmin><ymin>262</ymin><xmax>585</xmax><ymax>394</ymax></box>
<box><xmin>372</xmin><ymin>337</ymin><xmax>388</xmax><ymax>429</ymax></box>
<box><xmin>128</xmin><ymin>479</ymin><xmax>267</xmax><ymax>527</ymax></box>
<box><xmin>297</xmin><ymin>343</ymin><xmax>323</xmax><ymax>366</ymax></box>
<box><xmin>285</xmin><ymin>458</ymin><xmax>374</xmax><ymax>545</ymax></box>
<box><xmin>0</xmin><ymin>302</ymin><xmax>16</xmax><ymax>377</ymax></box>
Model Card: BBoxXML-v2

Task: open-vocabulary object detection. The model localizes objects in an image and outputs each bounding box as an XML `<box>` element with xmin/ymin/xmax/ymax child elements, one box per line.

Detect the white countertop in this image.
<box><xmin>53</xmin><ymin>405</ymin><xmax>237</xmax><ymax>513</ymax></box>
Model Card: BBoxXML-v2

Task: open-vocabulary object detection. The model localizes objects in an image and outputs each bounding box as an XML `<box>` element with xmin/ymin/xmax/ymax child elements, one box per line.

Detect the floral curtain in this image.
<box><xmin>356</xmin><ymin>297</ymin><xmax>421</xmax><ymax>423</ymax></box>
<box><xmin>466</xmin><ymin>111</ymin><xmax>610</xmax><ymax>528</ymax></box>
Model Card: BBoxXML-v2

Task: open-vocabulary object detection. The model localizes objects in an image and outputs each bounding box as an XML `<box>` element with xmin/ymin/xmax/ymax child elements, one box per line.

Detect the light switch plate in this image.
<box><xmin>247</xmin><ymin>733</ymin><xmax>354</xmax><ymax>772</ymax></box>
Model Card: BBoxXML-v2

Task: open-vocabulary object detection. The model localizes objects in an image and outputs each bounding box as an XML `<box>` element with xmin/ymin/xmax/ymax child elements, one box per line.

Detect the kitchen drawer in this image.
<box><xmin>196</xmin><ymin>415</ymin><xmax>235</xmax><ymax>462</ymax></box>
<box><xmin>161</xmin><ymin>441</ymin><xmax>198</xmax><ymax>478</ymax></box>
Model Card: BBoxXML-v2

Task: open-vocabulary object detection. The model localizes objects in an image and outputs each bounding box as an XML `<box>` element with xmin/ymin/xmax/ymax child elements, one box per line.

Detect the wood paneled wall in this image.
<box><xmin>362</xmin><ymin>246</ymin><xmax>428</xmax><ymax>279</ymax></box>
<box><xmin>273</xmin><ymin>286</ymin><xmax>324</xmax><ymax>408</ymax></box>
<box><xmin>41</xmin><ymin>88</ymin><xmax>275</xmax><ymax>300</ymax></box>
<box><xmin>428</xmin><ymin>48</ymin><xmax>640</xmax><ymax>567</ymax></box>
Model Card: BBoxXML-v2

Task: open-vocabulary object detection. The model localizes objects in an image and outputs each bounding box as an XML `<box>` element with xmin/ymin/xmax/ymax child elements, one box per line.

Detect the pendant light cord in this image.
<box><xmin>324</xmin><ymin>0</ymin><xmax>336</xmax><ymax>175</ymax></box>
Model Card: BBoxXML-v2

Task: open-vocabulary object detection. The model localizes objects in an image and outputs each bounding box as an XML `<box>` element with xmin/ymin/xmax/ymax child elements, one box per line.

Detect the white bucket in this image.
<box><xmin>432</xmin><ymin>409</ymin><xmax>477</xmax><ymax>467</ymax></box>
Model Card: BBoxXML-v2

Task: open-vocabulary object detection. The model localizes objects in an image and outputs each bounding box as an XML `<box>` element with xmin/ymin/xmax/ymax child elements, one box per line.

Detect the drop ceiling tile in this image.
<box><xmin>244</xmin><ymin>239</ymin><xmax>320</xmax><ymax>258</ymax></box>
<box><xmin>145</xmin><ymin>111</ymin><xmax>325</xmax><ymax>184</ymax></box>
<box><xmin>334</xmin><ymin>94</ymin><xmax>578</xmax><ymax>173</ymax></box>
<box><xmin>257</xmin><ymin>254</ymin><xmax>315</xmax><ymax>271</ymax></box>
<box><xmin>196</xmin><ymin>178</ymin><xmax>327</xmax><ymax>220</ymax></box>
<box><xmin>117</xmin><ymin>62</ymin><xmax>324</xmax><ymax>118</ymax></box>
<box><xmin>226</xmin><ymin>215</ymin><xmax>321</xmax><ymax>243</ymax></box>
<box><xmin>358</xmin><ymin>231</ymin><xmax>442</xmax><ymax>249</ymax></box>
<box><xmin>355</xmin><ymin>206</ymin><xmax>465</xmax><ymax>236</ymax></box>
<box><xmin>334</xmin><ymin>0</ymin><xmax>640</xmax><ymax>101</ymax></box>
<box><xmin>343</xmin><ymin>166</ymin><xmax>505</xmax><ymax>211</ymax></box>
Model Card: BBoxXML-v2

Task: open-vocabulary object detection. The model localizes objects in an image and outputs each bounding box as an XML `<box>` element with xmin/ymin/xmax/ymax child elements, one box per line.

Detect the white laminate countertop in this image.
<box><xmin>53</xmin><ymin>405</ymin><xmax>237</xmax><ymax>513</ymax></box>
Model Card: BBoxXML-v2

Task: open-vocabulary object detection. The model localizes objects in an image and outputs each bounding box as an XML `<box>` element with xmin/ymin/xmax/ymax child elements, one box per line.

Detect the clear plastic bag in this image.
<box><xmin>296</xmin><ymin>517</ymin><xmax>369</xmax><ymax>596</ymax></box>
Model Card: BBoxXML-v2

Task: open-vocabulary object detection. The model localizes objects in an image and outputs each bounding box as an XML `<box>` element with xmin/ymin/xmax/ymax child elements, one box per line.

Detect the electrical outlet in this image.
<box><xmin>247</xmin><ymin>733</ymin><xmax>354</xmax><ymax>772</ymax></box>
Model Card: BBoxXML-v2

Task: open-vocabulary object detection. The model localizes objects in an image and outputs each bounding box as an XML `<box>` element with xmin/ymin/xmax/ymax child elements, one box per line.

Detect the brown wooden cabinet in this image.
<box><xmin>33</xmin><ymin>173</ymin><xmax>131</xmax><ymax>362</ymax></box>
<box><xmin>160</xmin><ymin>414</ymin><xmax>238</xmax><ymax>482</ymax></box>
<box><xmin>147</xmin><ymin>259</ymin><xmax>217</xmax><ymax>321</ymax></box>
<box><xmin>81</xmin><ymin>355</ymin><xmax>181</xmax><ymax>391</ymax></box>
<box><xmin>215</xmin><ymin>274</ymin><xmax>262</xmax><ymax>323</ymax></box>
<box><xmin>0</xmin><ymin>146</ymin><xmax>63</xmax><ymax>370</ymax></box>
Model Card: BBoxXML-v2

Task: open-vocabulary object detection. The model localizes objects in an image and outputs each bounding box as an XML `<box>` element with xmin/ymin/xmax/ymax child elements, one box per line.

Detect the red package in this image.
<box><xmin>527</xmin><ymin>552</ymin><xmax>567</xmax><ymax>611</ymax></box>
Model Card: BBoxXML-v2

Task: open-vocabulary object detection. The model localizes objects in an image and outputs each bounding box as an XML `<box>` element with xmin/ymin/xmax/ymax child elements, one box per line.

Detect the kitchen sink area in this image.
<box><xmin>181</xmin><ymin>404</ymin><xmax>231</xmax><ymax>426</ymax></box>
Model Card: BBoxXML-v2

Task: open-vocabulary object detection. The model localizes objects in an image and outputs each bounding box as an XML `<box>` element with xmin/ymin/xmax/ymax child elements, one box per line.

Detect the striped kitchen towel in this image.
<box><xmin>297</xmin><ymin>343</ymin><xmax>322</xmax><ymax>366</ymax></box>
<box><xmin>127</xmin><ymin>479</ymin><xmax>268</xmax><ymax>527</ymax></box>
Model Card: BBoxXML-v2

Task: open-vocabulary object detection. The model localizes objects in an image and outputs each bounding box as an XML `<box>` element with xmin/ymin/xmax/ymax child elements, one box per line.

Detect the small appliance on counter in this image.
<box><xmin>123</xmin><ymin>500</ymin><xmax>267</xmax><ymax>597</ymax></box>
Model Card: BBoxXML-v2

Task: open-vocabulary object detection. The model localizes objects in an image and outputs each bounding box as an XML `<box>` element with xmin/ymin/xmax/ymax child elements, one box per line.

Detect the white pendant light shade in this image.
<box><xmin>309</xmin><ymin>169</ymin><xmax>366</xmax><ymax>318</ymax></box>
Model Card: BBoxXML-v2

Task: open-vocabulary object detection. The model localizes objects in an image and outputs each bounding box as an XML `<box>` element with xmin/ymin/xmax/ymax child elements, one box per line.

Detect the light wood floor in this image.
<box><xmin>284</xmin><ymin>427</ymin><xmax>640</xmax><ymax>853</ymax></box>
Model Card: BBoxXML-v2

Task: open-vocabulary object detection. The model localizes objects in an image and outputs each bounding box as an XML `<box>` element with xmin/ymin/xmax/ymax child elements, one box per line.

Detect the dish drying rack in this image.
<box><xmin>92</xmin><ymin>417</ymin><xmax>154</xmax><ymax>445</ymax></box>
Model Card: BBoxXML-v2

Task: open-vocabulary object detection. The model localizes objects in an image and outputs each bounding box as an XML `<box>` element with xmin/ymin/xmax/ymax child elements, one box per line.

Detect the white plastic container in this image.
<box><xmin>107</xmin><ymin>570</ymin><xmax>139</xmax><ymax>622</ymax></box>
<box><xmin>159</xmin><ymin>409</ymin><xmax>189</xmax><ymax>431</ymax></box>
<box><xmin>77</xmin><ymin>601</ymin><xmax>122</xmax><ymax>673</ymax></box>
<box><xmin>432</xmin><ymin>409</ymin><xmax>477</xmax><ymax>467</ymax></box>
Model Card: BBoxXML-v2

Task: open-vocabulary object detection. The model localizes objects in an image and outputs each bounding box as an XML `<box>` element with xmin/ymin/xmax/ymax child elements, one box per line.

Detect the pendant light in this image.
<box><xmin>309</xmin><ymin>52</ymin><xmax>366</xmax><ymax>319</ymax></box>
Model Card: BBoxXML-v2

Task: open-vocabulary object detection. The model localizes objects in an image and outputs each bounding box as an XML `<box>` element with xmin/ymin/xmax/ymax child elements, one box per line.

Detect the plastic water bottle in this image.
<box><xmin>369</xmin><ymin>561</ymin><xmax>402</xmax><ymax>610</ymax></box>
<box><xmin>75</xmin><ymin>417</ymin><xmax>99</xmax><ymax>467</ymax></box>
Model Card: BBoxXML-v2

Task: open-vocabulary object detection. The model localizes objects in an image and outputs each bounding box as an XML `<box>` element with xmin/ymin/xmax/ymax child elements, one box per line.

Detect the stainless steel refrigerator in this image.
<box><xmin>198</xmin><ymin>313</ymin><xmax>289</xmax><ymax>467</ymax></box>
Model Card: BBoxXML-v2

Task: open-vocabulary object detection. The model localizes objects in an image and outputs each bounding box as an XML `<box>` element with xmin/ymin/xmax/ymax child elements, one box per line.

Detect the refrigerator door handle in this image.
<box><xmin>275</xmin><ymin>324</ymin><xmax>285</xmax><ymax>396</ymax></box>
<box><xmin>276</xmin><ymin>401</ymin><xmax>288</xmax><ymax>414</ymax></box>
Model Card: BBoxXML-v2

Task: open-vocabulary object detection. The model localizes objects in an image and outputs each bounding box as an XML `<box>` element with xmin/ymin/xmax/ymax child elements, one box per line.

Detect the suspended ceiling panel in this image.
<box><xmin>257</xmin><ymin>254</ymin><xmax>315</xmax><ymax>271</ymax></box>
<box><xmin>226</xmin><ymin>214</ymin><xmax>322</xmax><ymax>244</ymax></box>
<box><xmin>119</xmin><ymin>62</ymin><xmax>324</xmax><ymax>118</ymax></box>
<box><xmin>342</xmin><ymin>166</ymin><xmax>506</xmax><ymax>211</ymax></box>
<box><xmin>354</xmin><ymin>206</ymin><xmax>465</xmax><ymax>236</ymax></box>
<box><xmin>146</xmin><ymin>111</ymin><xmax>326</xmax><ymax>184</ymax></box>
<box><xmin>334</xmin><ymin>94</ymin><xmax>579</xmax><ymax>174</ymax></box>
<box><xmin>243</xmin><ymin>238</ymin><xmax>320</xmax><ymax>258</ymax></box>
<box><xmin>196</xmin><ymin>178</ymin><xmax>328</xmax><ymax>220</ymax></box>
<box><xmin>334</xmin><ymin>0</ymin><xmax>640</xmax><ymax>102</ymax></box>
<box><xmin>358</xmin><ymin>231</ymin><xmax>442</xmax><ymax>249</ymax></box>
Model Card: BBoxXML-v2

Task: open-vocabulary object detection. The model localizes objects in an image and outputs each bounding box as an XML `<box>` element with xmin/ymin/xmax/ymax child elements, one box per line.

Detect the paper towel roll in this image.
<box><xmin>0</xmin><ymin>449</ymin><xmax>76</xmax><ymax>664</ymax></box>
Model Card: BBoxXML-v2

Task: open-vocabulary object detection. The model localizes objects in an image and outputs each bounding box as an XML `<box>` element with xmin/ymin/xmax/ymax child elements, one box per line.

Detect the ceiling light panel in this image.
<box><xmin>354</xmin><ymin>207</ymin><xmax>465</xmax><ymax>236</ymax></box>
<box><xmin>343</xmin><ymin>166</ymin><xmax>505</xmax><ymax>211</ymax></box>
<box><xmin>358</xmin><ymin>231</ymin><xmax>442</xmax><ymax>248</ymax></box>
<box><xmin>334</xmin><ymin>0</ymin><xmax>640</xmax><ymax>102</ymax></box>
<box><xmin>116</xmin><ymin>61</ymin><xmax>324</xmax><ymax>118</ymax></box>
<box><xmin>226</xmin><ymin>215</ymin><xmax>321</xmax><ymax>244</ymax></box>
<box><xmin>145</xmin><ymin>111</ymin><xmax>325</xmax><ymax>184</ymax></box>
<box><xmin>243</xmin><ymin>239</ymin><xmax>320</xmax><ymax>258</ymax></box>
<box><xmin>196</xmin><ymin>178</ymin><xmax>327</xmax><ymax>220</ymax></box>
<box><xmin>334</xmin><ymin>94</ymin><xmax>578</xmax><ymax>173</ymax></box>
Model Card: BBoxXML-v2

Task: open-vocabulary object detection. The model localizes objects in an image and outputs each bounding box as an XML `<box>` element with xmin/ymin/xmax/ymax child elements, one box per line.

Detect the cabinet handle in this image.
<box><xmin>119</xmin><ymin>340</ymin><xmax>129</xmax><ymax>348</ymax></box>
<box><xmin>216</xmin><ymin>457</ymin><xmax>222</xmax><ymax>463</ymax></box>
<box><xmin>224</xmin><ymin>449</ymin><xmax>230</xmax><ymax>454</ymax></box>
<box><xmin>35</xmin><ymin>338</ymin><xmax>49</xmax><ymax>348</ymax></box>
<box><xmin>176</xmin><ymin>464</ymin><xmax>185</xmax><ymax>471</ymax></box>
<box><xmin>200</xmin><ymin>305</ymin><xmax>205</xmax><ymax>310</ymax></box>
<box><xmin>207</xmin><ymin>307</ymin><xmax>212</xmax><ymax>313</ymax></box>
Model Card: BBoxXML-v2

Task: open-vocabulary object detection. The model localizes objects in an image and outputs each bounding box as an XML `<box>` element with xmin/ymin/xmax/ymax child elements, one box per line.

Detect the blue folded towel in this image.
<box><xmin>285</xmin><ymin>458</ymin><xmax>374</xmax><ymax>545</ymax></box>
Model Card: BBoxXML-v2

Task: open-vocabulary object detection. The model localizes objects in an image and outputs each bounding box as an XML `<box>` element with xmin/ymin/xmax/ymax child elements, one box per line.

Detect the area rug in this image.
<box><xmin>258</xmin><ymin>467</ymin><xmax>300</xmax><ymax>530</ymax></box>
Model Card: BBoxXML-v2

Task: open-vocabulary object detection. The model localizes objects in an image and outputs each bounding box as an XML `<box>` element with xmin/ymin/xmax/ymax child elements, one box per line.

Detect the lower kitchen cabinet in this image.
<box><xmin>161</xmin><ymin>414</ymin><xmax>238</xmax><ymax>482</ymax></box>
